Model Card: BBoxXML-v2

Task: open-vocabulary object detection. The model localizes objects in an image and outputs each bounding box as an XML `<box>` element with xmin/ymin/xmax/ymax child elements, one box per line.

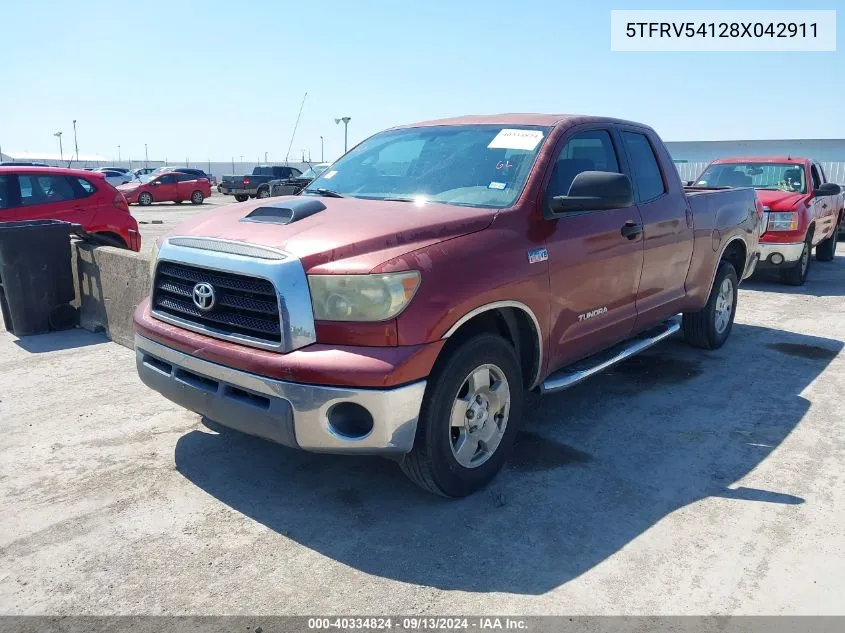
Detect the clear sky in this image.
<box><xmin>1</xmin><ymin>0</ymin><xmax>841</xmax><ymax>163</ymax></box>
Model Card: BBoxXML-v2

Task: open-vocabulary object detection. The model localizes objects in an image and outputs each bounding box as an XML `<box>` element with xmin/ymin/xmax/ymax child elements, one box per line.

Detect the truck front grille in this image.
<box><xmin>152</xmin><ymin>262</ymin><xmax>281</xmax><ymax>344</ymax></box>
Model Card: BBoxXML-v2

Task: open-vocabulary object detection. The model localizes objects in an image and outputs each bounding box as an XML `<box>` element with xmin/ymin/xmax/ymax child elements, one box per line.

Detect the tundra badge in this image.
<box><xmin>578</xmin><ymin>307</ymin><xmax>608</xmax><ymax>322</ymax></box>
<box><xmin>527</xmin><ymin>247</ymin><xmax>549</xmax><ymax>264</ymax></box>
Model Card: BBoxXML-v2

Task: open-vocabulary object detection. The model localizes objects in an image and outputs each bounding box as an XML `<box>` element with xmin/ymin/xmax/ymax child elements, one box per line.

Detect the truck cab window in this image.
<box><xmin>810</xmin><ymin>165</ymin><xmax>821</xmax><ymax>190</ymax></box>
<box><xmin>547</xmin><ymin>129</ymin><xmax>619</xmax><ymax>198</ymax></box>
<box><xmin>622</xmin><ymin>131</ymin><xmax>666</xmax><ymax>202</ymax></box>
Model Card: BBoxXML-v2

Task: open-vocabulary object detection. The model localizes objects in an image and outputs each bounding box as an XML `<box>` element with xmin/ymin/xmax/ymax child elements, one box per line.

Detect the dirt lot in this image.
<box><xmin>1</xmin><ymin>248</ymin><xmax>844</xmax><ymax>615</ymax></box>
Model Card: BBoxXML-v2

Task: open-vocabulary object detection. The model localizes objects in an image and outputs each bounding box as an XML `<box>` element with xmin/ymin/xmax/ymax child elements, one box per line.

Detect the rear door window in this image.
<box><xmin>19</xmin><ymin>174</ymin><xmax>76</xmax><ymax>206</ymax></box>
<box><xmin>622</xmin><ymin>131</ymin><xmax>666</xmax><ymax>202</ymax></box>
<box><xmin>159</xmin><ymin>174</ymin><xmax>177</xmax><ymax>184</ymax></box>
<box><xmin>0</xmin><ymin>175</ymin><xmax>12</xmax><ymax>209</ymax></box>
<box><xmin>176</xmin><ymin>173</ymin><xmax>195</xmax><ymax>182</ymax></box>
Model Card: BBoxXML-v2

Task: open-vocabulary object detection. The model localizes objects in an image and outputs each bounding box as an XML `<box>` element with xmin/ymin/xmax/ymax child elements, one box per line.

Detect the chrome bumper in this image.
<box><xmin>758</xmin><ymin>241</ymin><xmax>805</xmax><ymax>264</ymax></box>
<box><xmin>135</xmin><ymin>335</ymin><xmax>426</xmax><ymax>454</ymax></box>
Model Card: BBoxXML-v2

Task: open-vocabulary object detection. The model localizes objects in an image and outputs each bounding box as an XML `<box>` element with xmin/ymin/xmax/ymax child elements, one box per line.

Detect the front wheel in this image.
<box><xmin>234</xmin><ymin>194</ymin><xmax>249</xmax><ymax>203</ymax></box>
<box><xmin>682</xmin><ymin>260</ymin><xmax>738</xmax><ymax>350</ymax></box>
<box><xmin>780</xmin><ymin>236</ymin><xmax>812</xmax><ymax>285</ymax></box>
<box><xmin>400</xmin><ymin>334</ymin><xmax>523</xmax><ymax>497</ymax></box>
<box><xmin>816</xmin><ymin>229</ymin><xmax>837</xmax><ymax>262</ymax></box>
<box><xmin>190</xmin><ymin>190</ymin><xmax>204</xmax><ymax>205</ymax></box>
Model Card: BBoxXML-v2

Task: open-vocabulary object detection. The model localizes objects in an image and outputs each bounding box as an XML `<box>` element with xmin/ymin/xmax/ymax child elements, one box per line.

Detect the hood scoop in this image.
<box><xmin>241</xmin><ymin>198</ymin><xmax>327</xmax><ymax>225</ymax></box>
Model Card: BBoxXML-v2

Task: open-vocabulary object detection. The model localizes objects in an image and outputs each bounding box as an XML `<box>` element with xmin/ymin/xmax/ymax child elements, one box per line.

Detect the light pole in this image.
<box><xmin>264</xmin><ymin>151</ymin><xmax>268</xmax><ymax>163</ymax></box>
<box><xmin>53</xmin><ymin>131</ymin><xmax>63</xmax><ymax>162</ymax></box>
<box><xmin>334</xmin><ymin>116</ymin><xmax>351</xmax><ymax>153</ymax></box>
<box><xmin>72</xmin><ymin>120</ymin><xmax>79</xmax><ymax>163</ymax></box>
<box><xmin>118</xmin><ymin>145</ymin><xmax>121</xmax><ymax>162</ymax></box>
<box><xmin>144</xmin><ymin>143</ymin><xmax>149</xmax><ymax>168</ymax></box>
<box><xmin>320</xmin><ymin>136</ymin><xmax>324</xmax><ymax>162</ymax></box>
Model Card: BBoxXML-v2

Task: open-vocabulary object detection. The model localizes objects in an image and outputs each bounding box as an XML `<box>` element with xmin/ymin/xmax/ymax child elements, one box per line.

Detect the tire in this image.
<box><xmin>780</xmin><ymin>235</ymin><xmax>812</xmax><ymax>285</ymax></box>
<box><xmin>256</xmin><ymin>187</ymin><xmax>270</xmax><ymax>199</ymax></box>
<box><xmin>400</xmin><ymin>334</ymin><xmax>523</xmax><ymax>497</ymax></box>
<box><xmin>816</xmin><ymin>228</ymin><xmax>837</xmax><ymax>262</ymax></box>
<box><xmin>138</xmin><ymin>192</ymin><xmax>153</xmax><ymax>207</ymax></box>
<box><xmin>234</xmin><ymin>194</ymin><xmax>249</xmax><ymax>203</ymax></box>
<box><xmin>682</xmin><ymin>260</ymin><xmax>738</xmax><ymax>350</ymax></box>
<box><xmin>190</xmin><ymin>190</ymin><xmax>204</xmax><ymax>205</ymax></box>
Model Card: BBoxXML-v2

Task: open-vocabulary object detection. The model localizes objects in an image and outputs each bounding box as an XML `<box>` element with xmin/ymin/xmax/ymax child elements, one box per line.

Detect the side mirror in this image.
<box><xmin>685</xmin><ymin>180</ymin><xmax>694</xmax><ymax>187</ymax></box>
<box><xmin>547</xmin><ymin>171</ymin><xmax>633</xmax><ymax>216</ymax></box>
<box><xmin>150</xmin><ymin>181</ymin><xmax>159</xmax><ymax>186</ymax></box>
<box><xmin>815</xmin><ymin>182</ymin><xmax>841</xmax><ymax>196</ymax></box>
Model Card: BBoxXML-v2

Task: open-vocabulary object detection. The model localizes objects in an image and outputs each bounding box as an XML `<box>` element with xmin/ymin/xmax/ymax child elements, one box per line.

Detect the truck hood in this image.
<box><xmin>166</xmin><ymin>196</ymin><xmax>497</xmax><ymax>273</ymax></box>
<box><xmin>755</xmin><ymin>189</ymin><xmax>806</xmax><ymax>210</ymax></box>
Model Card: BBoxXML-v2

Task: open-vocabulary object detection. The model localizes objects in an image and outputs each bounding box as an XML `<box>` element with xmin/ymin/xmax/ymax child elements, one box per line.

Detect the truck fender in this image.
<box><xmin>441</xmin><ymin>300</ymin><xmax>544</xmax><ymax>389</ymax></box>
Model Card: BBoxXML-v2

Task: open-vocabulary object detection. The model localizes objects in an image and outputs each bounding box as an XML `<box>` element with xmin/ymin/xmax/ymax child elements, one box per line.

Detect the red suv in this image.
<box><xmin>0</xmin><ymin>166</ymin><xmax>141</xmax><ymax>251</ymax></box>
<box><xmin>118</xmin><ymin>172</ymin><xmax>211</xmax><ymax>207</ymax></box>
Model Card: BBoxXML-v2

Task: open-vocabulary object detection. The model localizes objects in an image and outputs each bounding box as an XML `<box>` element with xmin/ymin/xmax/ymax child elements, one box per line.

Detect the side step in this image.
<box><xmin>540</xmin><ymin>316</ymin><xmax>682</xmax><ymax>394</ymax></box>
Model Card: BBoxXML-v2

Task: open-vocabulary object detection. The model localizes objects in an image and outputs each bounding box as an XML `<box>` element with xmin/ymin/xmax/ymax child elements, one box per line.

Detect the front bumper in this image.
<box><xmin>756</xmin><ymin>241</ymin><xmax>805</xmax><ymax>267</ymax></box>
<box><xmin>135</xmin><ymin>334</ymin><xmax>426</xmax><ymax>454</ymax></box>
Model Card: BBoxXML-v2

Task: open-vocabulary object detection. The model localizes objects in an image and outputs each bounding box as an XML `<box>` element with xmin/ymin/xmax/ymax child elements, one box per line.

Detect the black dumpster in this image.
<box><xmin>0</xmin><ymin>220</ymin><xmax>78</xmax><ymax>336</ymax></box>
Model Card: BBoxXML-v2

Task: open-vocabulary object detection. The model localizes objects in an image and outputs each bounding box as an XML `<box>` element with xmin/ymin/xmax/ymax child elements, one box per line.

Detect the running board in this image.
<box><xmin>540</xmin><ymin>317</ymin><xmax>682</xmax><ymax>394</ymax></box>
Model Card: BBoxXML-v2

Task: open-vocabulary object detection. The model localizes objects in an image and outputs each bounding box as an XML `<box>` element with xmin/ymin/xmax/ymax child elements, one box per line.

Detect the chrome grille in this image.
<box><xmin>152</xmin><ymin>262</ymin><xmax>281</xmax><ymax>344</ymax></box>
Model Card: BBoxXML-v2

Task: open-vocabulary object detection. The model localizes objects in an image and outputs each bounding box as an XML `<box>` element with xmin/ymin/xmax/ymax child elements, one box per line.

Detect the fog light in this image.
<box><xmin>327</xmin><ymin>402</ymin><xmax>374</xmax><ymax>439</ymax></box>
<box><xmin>770</xmin><ymin>253</ymin><xmax>784</xmax><ymax>265</ymax></box>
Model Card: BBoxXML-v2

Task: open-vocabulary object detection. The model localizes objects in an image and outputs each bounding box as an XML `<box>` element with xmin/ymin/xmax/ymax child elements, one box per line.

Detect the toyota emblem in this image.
<box><xmin>192</xmin><ymin>282</ymin><xmax>216</xmax><ymax>311</ymax></box>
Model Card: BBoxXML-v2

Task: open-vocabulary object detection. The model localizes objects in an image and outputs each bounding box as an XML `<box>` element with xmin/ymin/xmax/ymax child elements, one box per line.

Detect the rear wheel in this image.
<box><xmin>138</xmin><ymin>192</ymin><xmax>153</xmax><ymax>206</ymax></box>
<box><xmin>256</xmin><ymin>187</ymin><xmax>270</xmax><ymax>199</ymax></box>
<box><xmin>683</xmin><ymin>260</ymin><xmax>738</xmax><ymax>350</ymax></box>
<box><xmin>190</xmin><ymin>190</ymin><xmax>204</xmax><ymax>205</ymax></box>
<box><xmin>781</xmin><ymin>235</ymin><xmax>812</xmax><ymax>285</ymax></box>
<box><xmin>234</xmin><ymin>194</ymin><xmax>249</xmax><ymax>202</ymax></box>
<box><xmin>400</xmin><ymin>334</ymin><xmax>523</xmax><ymax>497</ymax></box>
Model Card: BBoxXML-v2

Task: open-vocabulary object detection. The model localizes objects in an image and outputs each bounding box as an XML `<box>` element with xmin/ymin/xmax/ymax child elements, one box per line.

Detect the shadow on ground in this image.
<box><xmin>174</xmin><ymin>323</ymin><xmax>840</xmax><ymax>595</ymax></box>
<box><xmin>12</xmin><ymin>328</ymin><xmax>107</xmax><ymax>353</ymax></box>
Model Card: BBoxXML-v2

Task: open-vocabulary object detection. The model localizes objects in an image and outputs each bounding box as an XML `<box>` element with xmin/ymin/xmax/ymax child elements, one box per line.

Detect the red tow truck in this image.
<box><xmin>135</xmin><ymin>114</ymin><xmax>761</xmax><ymax>496</ymax></box>
<box><xmin>693</xmin><ymin>157</ymin><xmax>843</xmax><ymax>285</ymax></box>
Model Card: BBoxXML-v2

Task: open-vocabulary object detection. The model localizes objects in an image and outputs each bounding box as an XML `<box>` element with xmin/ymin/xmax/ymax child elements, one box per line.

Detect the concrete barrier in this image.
<box><xmin>72</xmin><ymin>241</ymin><xmax>151</xmax><ymax>349</ymax></box>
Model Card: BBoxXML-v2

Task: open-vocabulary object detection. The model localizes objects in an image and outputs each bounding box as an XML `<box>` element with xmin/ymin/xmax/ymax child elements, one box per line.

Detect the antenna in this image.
<box><xmin>285</xmin><ymin>92</ymin><xmax>308</xmax><ymax>166</ymax></box>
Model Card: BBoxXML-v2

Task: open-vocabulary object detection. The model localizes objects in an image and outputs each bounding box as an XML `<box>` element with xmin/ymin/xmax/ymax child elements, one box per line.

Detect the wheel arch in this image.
<box><xmin>719</xmin><ymin>236</ymin><xmax>747</xmax><ymax>279</ymax></box>
<box><xmin>441</xmin><ymin>301</ymin><xmax>543</xmax><ymax>390</ymax></box>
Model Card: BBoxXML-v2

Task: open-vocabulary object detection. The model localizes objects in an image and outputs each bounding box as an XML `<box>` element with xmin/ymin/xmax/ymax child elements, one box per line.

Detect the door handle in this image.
<box><xmin>620</xmin><ymin>221</ymin><xmax>643</xmax><ymax>240</ymax></box>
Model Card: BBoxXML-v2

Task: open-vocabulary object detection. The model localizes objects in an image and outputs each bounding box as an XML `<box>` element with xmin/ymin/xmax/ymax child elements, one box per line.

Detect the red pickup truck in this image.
<box><xmin>693</xmin><ymin>157</ymin><xmax>842</xmax><ymax>285</ymax></box>
<box><xmin>134</xmin><ymin>114</ymin><xmax>761</xmax><ymax>496</ymax></box>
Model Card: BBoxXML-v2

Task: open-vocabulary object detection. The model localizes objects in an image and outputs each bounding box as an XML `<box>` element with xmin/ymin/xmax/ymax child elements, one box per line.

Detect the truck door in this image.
<box><xmin>543</xmin><ymin>127</ymin><xmax>645</xmax><ymax>371</ymax></box>
<box><xmin>619</xmin><ymin>128</ymin><xmax>694</xmax><ymax>329</ymax></box>
<box><xmin>810</xmin><ymin>163</ymin><xmax>836</xmax><ymax>242</ymax></box>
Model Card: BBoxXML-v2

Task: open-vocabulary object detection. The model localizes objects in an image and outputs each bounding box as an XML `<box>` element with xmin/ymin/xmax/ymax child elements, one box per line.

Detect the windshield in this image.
<box><xmin>298</xmin><ymin>165</ymin><xmax>329</xmax><ymax>180</ymax></box>
<box><xmin>304</xmin><ymin>125</ymin><xmax>551</xmax><ymax>208</ymax></box>
<box><xmin>694</xmin><ymin>162</ymin><xmax>807</xmax><ymax>194</ymax></box>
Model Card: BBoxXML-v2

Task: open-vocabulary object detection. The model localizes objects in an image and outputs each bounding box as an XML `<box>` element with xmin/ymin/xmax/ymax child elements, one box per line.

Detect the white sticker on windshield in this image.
<box><xmin>488</xmin><ymin>129</ymin><xmax>544</xmax><ymax>151</ymax></box>
<box><xmin>323</xmin><ymin>170</ymin><xmax>338</xmax><ymax>179</ymax></box>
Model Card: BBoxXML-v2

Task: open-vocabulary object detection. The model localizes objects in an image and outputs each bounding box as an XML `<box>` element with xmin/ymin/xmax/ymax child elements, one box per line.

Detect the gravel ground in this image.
<box><xmin>1</xmin><ymin>247</ymin><xmax>844</xmax><ymax>615</ymax></box>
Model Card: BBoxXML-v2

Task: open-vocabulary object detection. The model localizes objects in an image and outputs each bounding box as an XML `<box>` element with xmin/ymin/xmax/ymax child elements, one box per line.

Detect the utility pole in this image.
<box><xmin>335</xmin><ymin>116</ymin><xmax>351</xmax><ymax>153</ymax></box>
<box><xmin>118</xmin><ymin>145</ymin><xmax>121</xmax><ymax>162</ymax></box>
<box><xmin>231</xmin><ymin>157</ymin><xmax>235</xmax><ymax>172</ymax></box>
<box><xmin>72</xmin><ymin>120</ymin><xmax>79</xmax><ymax>163</ymax></box>
<box><xmin>53</xmin><ymin>131</ymin><xmax>63</xmax><ymax>162</ymax></box>
<box><xmin>265</xmin><ymin>151</ymin><xmax>268</xmax><ymax>163</ymax></box>
<box><xmin>186</xmin><ymin>157</ymin><xmax>189</xmax><ymax>167</ymax></box>
<box><xmin>145</xmin><ymin>143</ymin><xmax>149</xmax><ymax>168</ymax></box>
<box><xmin>320</xmin><ymin>136</ymin><xmax>324</xmax><ymax>162</ymax></box>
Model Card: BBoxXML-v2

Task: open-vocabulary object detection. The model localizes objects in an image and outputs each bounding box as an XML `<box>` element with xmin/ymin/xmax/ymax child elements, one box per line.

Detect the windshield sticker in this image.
<box><xmin>488</xmin><ymin>181</ymin><xmax>508</xmax><ymax>190</ymax></box>
<box><xmin>488</xmin><ymin>129</ymin><xmax>544</xmax><ymax>151</ymax></box>
<box><xmin>323</xmin><ymin>170</ymin><xmax>338</xmax><ymax>179</ymax></box>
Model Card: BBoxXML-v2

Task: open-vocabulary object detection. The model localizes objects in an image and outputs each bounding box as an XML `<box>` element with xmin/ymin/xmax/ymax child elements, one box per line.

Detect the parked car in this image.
<box><xmin>693</xmin><ymin>157</ymin><xmax>842</xmax><ymax>285</ymax></box>
<box><xmin>1</xmin><ymin>161</ymin><xmax>50</xmax><ymax>167</ymax></box>
<box><xmin>133</xmin><ymin>167</ymin><xmax>157</xmax><ymax>178</ymax></box>
<box><xmin>219</xmin><ymin>165</ymin><xmax>302</xmax><ymax>202</ymax></box>
<box><xmin>134</xmin><ymin>114</ymin><xmax>761</xmax><ymax>497</ymax></box>
<box><xmin>149</xmin><ymin>167</ymin><xmax>216</xmax><ymax>187</ymax></box>
<box><xmin>0</xmin><ymin>166</ymin><xmax>140</xmax><ymax>250</ymax></box>
<box><xmin>99</xmin><ymin>169</ymin><xmax>134</xmax><ymax>187</ymax></box>
<box><xmin>256</xmin><ymin>162</ymin><xmax>332</xmax><ymax>198</ymax></box>
<box><xmin>117</xmin><ymin>171</ymin><xmax>210</xmax><ymax>206</ymax></box>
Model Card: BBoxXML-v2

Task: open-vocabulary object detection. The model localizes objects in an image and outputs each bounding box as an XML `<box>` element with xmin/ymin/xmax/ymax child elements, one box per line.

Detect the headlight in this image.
<box><xmin>308</xmin><ymin>272</ymin><xmax>421</xmax><ymax>321</ymax></box>
<box><xmin>767</xmin><ymin>212</ymin><xmax>799</xmax><ymax>232</ymax></box>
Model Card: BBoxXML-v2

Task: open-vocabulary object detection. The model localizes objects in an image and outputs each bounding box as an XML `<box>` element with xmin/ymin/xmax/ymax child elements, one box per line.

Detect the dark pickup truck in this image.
<box><xmin>219</xmin><ymin>165</ymin><xmax>302</xmax><ymax>202</ymax></box>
